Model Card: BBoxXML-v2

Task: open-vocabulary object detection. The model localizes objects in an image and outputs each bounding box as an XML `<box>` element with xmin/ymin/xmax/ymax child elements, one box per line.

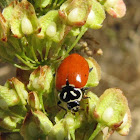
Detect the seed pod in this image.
<box><xmin>5</xmin><ymin>77</ymin><xmax>28</xmax><ymax>105</ymax></box>
<box><xmin>86</xmin><ymin>0</ymin><xmax>106</xmax><ymax>29</ymax></box>
<box><xmin>101</xmin><ymin>0</ymin><xmax>126</xmax><ymax>18</ymax></box>
<box><xmin>85</xmin><ymin>57</ymin><xmax>101</xmax><ymax>87</ymax></box>
<box><xmin>59</xmin><ymin>0</ymin><xmax>92</xmax><ymax>27</ymax></box>
<box><xmin>21</xmin><ymin>16</ymin><xmax>33</xmax><ymax>35</ymax></box>
<box><xmin>28</xmin><ymin>91</ymin><xmax>41</xmax><ymax>110</ymax></box>
<box><xmin>37</xmin><ymin>10</ymin><xmax>65</xmax><ymax>42</ymax></box>
<box><xmin>10</xmin><ymin>0</ymin><xmax>38</xmax><ymax>38</ymax></box>
<box><xmin>81</xmin><ymin>91</ymin><xmax>99</xmax><ymax>121</ymax></box>
<box><xmin>93</xmin><ymin>88</ymin><xmax>129</xmax><ymax>129</ymax></box>
<box><xmin>28</xmin><ymin>66</ymin><xmax>53</xmax><ymax>93</ymax></box>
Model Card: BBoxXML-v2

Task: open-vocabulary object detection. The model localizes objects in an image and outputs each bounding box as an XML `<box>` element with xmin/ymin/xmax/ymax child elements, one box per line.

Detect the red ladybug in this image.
<box><xmin>56</xmin><ymin>53</ymin><xmax>89</xmax><ymax>112</ymax></box>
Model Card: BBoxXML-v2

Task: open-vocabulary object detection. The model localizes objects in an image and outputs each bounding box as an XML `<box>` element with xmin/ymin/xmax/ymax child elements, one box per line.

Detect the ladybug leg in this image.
<box><xmin>57</xmin><ymin>100</ymin><xmax>67</xmax><ymax>114</ymax></box>
<box><xmin>81</xmin><ymin>87</ymin><xmax>91</xmax><ymax>99</ymax></box>
<box><xmin>89</xmin><ymin>67</ymin><xmax>93</xmax><ymax>73</ymax></box>
<box><xmin>81</xmin><ymin>87</ymin><xmax>89</xmax><ymax>93</ymax></box>
<box><xmin>83</xmin><ymin>95</ymin><xmax>91</xmax><ymax>99</ymax></box>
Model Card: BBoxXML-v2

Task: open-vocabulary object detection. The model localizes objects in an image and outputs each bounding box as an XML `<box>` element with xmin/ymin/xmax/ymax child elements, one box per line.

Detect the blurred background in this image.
<box><xmin>0</xmin><ymin>0</ymin><xmax>139</xmax><ymax>139</ymax></box>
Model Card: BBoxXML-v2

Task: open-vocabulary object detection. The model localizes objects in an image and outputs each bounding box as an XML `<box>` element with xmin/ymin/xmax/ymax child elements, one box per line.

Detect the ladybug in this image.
<box><xmin>56</xmin><ymin>53</ymin><xmax>90</xmax><ymax>112</ymax></box>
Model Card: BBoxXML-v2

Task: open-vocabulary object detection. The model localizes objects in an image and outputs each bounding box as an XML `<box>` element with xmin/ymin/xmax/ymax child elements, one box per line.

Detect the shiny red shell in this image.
<box><xmin>56</xmin><ymin>53</ymin><xmax>89</xmax><ymax>90</ymax></box>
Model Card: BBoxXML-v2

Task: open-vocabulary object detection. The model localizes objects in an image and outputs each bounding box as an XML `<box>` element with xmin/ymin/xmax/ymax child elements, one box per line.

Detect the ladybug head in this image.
<box><xmin>58</xmin><ymin>80</ymin><xmax>83</xmax><ymax>112</ymax></box>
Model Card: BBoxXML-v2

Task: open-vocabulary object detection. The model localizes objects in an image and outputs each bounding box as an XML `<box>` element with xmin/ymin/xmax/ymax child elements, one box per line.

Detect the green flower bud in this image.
<box><xmin>68</xmin><ymin>8</ymin><xmax>83</xmax><ymax>23</ymax></box>
<box><xmin>32</xmin><ymin>110</ymin><xmax>53</xmax><ymax>135</ymax></box>
<box><xmin>28</xmin><ymin>66</ymin><xmax>53</xmax><ymax>93</ymax></box>
<box><xmin>20</xmin><ymin>112</ymin><xmax>40</xmax><ymax>140</ymax></box>
<box><xmin>21</xmin><ymin>16</ymin><xmax>33</xmax><ymax>35</ymax></box>
<box><xmin>37</xmin><ymin>10</ymin><xmax>65</xmax><ymax>42</ymax></box>
<box><xmin>103</xmin><ymin>0</ymin><xmax>126</xmax><ymax>18</ymax></box>
<box><xmin>0</xmin><ymin>109</ymin><xmax>19</xmax><ymax>130</ymax></box>
<box><xmin>46</xmin><ymin>22</ymin><xmax>57</xmax><ymax>37</ymax></box>
<box><xmin>86</xmin><ymin>0</ymin><xmax>106</xmax><ymax>29</ymax></box>
<box><xmin>10</xmin><ymin>0</ymin><xmax>38</xmax><ymax>38</ymax></box>
<box><xmin>0</xmin><ymin>85</ymin><xmax>20</xmax><ymax>109</ymax></box>
<box><xmin>34</xmin><ymin>0</ymin><xmax>52</xmax><ymax>8</ymax></box>
<box><xmin>0</xmin><ymin>116</ymin><xmax>17</xmax><ymax>130</ymax></box>
<box><xmin>85</xmin><ymin>57</ymin><xmax>101</xmax><ymax>87</ymax></box>
<box><xmin>64</xmin><ymin>112</ymin><xmax>84</xmax><ymax>140</ymax></box>
<box><xmin>93</xmin><ymin>88</ymin><xmax>129</xmax><ymax>128</ymax></box>
<box><xmin>5</xmin><ymin>77</ymin><xmax>28</xmax><ymax>105</ymax></box>
<box><xmin>59</xmin><ymin>0</ymin><xmax>92</xmax><ymax>26</ymax></box>
<box><xmin>81</xmin><ymin>91</ymin><xmax>99</xmax><ymax>121</ymax></box>
<box><xmin>28</xmin><ymin>91</ymin><xmax>41</xmax><ymax>110</ymax></box>
<box><xmin>48</xmin><ymin>120</ymin><xmax>67</xmax><ymax>140</ymax></box>
<box><xmin>21</xmin><ymin>111</ymin><xmax>53</xmax><ymax>139</ymax></box>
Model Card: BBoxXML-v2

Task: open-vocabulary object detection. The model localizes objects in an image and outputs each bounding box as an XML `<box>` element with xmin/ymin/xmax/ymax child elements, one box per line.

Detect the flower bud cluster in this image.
<box><xmin>0</xmin><ymin>77</ymin><xmax>28</xmax><ymax>131</ymax></box>
<box><xmin>0</xmin><ymin>57</ymin><xmax>131</xmax><ymax>139</ymax></box>
<box><xmin>0</xmin><ymin>0</ymin><xmax>130</xmax><ymax>140</ymax></box>
<box><xmin>0</xmin><ymin>0</ymin><xmax>126</xmax><ymax>70</ymax></box>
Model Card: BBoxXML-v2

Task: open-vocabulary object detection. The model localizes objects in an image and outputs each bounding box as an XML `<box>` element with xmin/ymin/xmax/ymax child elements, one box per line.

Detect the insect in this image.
<box><xmin>56</xmin><ymin>53</ymin><xmax>90</xmax><ymax>112</ymax></box>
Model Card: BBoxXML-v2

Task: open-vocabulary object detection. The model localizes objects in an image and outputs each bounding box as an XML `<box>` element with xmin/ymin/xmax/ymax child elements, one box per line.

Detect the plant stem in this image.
<box><xmin>88</xmin><ymin>123</ymin><xmax>104</xmax><ymax>140</ymax></box>
<box><xmin>65</xmin><ymin>26</ymin><xmax>88</xmax><ymax>56</ymax></box>
<box><xmin>30</xmin><ymin>44</ymin><xmax>39</xmax><ymax>62</ymax></box>
<box><xmin>39</xmin><ymin>91</ymin><xmax>47</xmax><ymax>115</ymax></box>
<box><xmin>14</xmin><ymin>64</ymin><xmax>31</xmax><ymax>70</ymax></box>
<box><xmin>45</xmin><ymin>40</ymin><xmax>52</xmax><ymax>60</ymax></box>
<box><xmin>15</xmin><ymin>54</ymin><xmax>36</xmax><ymax>69</ymax></box>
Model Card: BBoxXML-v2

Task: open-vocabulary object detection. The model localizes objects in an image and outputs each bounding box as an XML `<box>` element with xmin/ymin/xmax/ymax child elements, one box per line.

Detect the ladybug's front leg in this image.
<box><xmin>57</xmin><ymin>100</ymin><xmax>67</xmax><ymax>114</ymax></box>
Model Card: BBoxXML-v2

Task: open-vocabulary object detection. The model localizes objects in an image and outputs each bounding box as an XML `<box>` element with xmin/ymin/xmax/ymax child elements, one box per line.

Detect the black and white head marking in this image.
<box><xmin>59</xmin><ymin>85</ymin><xmax>82</xmax><ymax>103</ymax></box>
<box><xmin>58</xmin><ymin>80</ymin><xmax>83</xmax><ymax>112</ymax></box>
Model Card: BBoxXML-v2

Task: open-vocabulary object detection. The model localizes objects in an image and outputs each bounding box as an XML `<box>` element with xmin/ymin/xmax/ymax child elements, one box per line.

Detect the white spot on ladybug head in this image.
<box><xmin>70</xmin><ymin>91</ymin><xmax>77</xmax><ymax>97</ymax></box>
<box><xmin>63</xmin><ymin>92</ymin><xmax>67</xmax><ymax>99</ymax></box>
<box><xmin>76</xmin><ymin>74</ymin><xmax>81</xmax><ymax>83</ymax></box>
